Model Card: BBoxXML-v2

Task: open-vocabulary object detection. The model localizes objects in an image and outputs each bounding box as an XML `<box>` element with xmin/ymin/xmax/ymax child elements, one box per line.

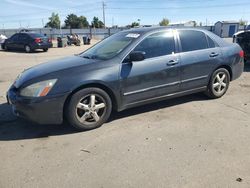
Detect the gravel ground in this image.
<box><xmin>0</xmin><ymin>40</ymin><xmax>250</xmax><ymax>188</ymax></box>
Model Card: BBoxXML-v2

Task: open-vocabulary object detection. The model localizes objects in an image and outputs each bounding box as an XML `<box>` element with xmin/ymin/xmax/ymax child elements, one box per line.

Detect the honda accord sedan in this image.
<box><xmin>7</xmin><ymin>27</ymin><xmax>244</xmax><ymax>130</ymax></box>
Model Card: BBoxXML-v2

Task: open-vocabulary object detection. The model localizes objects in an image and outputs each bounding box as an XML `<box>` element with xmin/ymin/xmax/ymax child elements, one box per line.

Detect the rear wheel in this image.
<box><xmin>24</xmin><ymin>45</ymin><xmax>32</xmax><ymax>53</ymax></box>
<box><xmin>66</xmin><ymin>88</ymin><xmax>112</xmax><ymax>131</ymax></box>
<box><xmin>205</xmin><ymin>68</ymin><xmax>230</xmax><ymax>98</ymax></box>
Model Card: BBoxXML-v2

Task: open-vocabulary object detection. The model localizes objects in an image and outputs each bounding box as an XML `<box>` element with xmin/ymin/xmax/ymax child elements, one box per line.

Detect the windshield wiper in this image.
<box><xmin>80</xmin><ymin>53</ymin><xmax>96</xmax><ymax>59</ymax></box>
<box><xmin>82</xmin><ymin>55</ymin><xmax>91</xmax><ymax>59</ymax></box>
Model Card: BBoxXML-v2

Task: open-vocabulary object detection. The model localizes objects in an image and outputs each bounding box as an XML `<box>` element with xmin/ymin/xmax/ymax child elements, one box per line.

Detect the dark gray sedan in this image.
<box><xmin>7</xmin><ymin>27</ymin><xmax>244</xmax><ymax>130</ymax></box>
<box><xmin>2</xmin><ymin>32</ymin><xmax>52</xmax><ymax>53</ymax></box>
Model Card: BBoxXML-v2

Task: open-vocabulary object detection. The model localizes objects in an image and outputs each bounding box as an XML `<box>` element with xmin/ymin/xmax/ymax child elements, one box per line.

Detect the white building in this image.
<box><xmin>214</xmin><ymin>21</ymin><xmax>239</xmax><ymax>37</ymax></box>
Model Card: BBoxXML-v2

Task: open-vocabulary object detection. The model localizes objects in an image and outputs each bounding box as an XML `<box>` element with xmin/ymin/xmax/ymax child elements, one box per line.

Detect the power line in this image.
<box><xmin>107</xmin><ymin>2</ymin><xmax>250</xmax><ymax>10</ymax></box>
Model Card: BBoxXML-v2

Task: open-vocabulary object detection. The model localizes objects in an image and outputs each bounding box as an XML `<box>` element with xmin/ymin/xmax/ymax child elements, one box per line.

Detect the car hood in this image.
<box><xmin>14</xmin><ymin>55</ymin><xmax>95</xmax><ymax>88</ymax></box>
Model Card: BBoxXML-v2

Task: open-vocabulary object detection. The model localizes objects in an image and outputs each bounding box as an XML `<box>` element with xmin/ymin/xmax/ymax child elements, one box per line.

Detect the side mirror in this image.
<box><xmin>129</xmin><ymin>51</ymin><xmax>146</xmax><ymax>62</ymax></box>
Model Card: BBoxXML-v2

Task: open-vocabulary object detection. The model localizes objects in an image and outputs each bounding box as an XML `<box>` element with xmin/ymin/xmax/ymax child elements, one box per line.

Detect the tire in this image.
<box><xmin>43</xmin><ymin>48</ymin><xmax>48</xmax><ymax>52</ymax></box>
<box><xmin>1</xmin><ymin>43</ymin><xmax>5</xmax><ymax>50</ymax></box>
<box><xmin>3</xmin><ymin>44</ymin><xmax>8</xmax><ymax>51</ymax></box>
<box><xmin>66</xmin><ymin>88</ymin><xmax>112</xmax><ymax>131</ymax></box>
<box><xmin>205</xmin><ymin>68</ymin><xmax>230</xmax><ymax>99</ymax></box>
<box><xmin>24</xmin><ymin>45</ymin><xmax>32</xmax><ymax>53</ymax></box>
<box><xmin>5</xmin><ymin>45</ymin><xmax>9</xmax><ymax>51</ymax></box>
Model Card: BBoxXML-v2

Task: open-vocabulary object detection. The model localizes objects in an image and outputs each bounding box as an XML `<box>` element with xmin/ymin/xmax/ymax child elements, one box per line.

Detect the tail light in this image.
<box><xmin>239</xmin><ymin>50</ymin><xmax>244</xmax><ymax>58</ymax></box>
<box><xmin>35</xmin><ymin>38</ymin><xmax>41</xmax><ymax>43</ymax></box>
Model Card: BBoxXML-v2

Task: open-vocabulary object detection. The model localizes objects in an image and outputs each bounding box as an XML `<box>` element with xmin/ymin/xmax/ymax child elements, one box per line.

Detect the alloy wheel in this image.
<box><xmin>212</xmin><ymin>72</ymin><xmax>227</xmax><ymax>94</ymax></box>
<box><xmin>75</xmin><ymin>94</ymin><xmax>106</xmax><ymax>125</ymax></box>
<box><xmin>25</xmin><ymin>45</ymin><xmax>31</xmax><ymax>53</ymax></box>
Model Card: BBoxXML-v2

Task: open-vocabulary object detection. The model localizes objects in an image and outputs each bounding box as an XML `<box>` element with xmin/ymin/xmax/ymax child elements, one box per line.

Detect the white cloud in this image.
<box><xmin>4</xmin><ymin>0</ymin><xmax>53</xmax><ymax>10</ymax></box>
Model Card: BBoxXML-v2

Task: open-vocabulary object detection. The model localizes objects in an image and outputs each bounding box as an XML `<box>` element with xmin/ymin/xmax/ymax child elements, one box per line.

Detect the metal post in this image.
<box><xmin>3</xmin><ymin>24</ymin><xmax>6</xmax><ymax>35</ymax></box>
<box><xmin>102</xmin><ymin>1</ymin><xmax>106</xmax><ymax>28</ymax></box>
<box><xmin>108</xmin><ymin>28</ymin><xmax>111</xmax><ymax>36</ymax></box>
<box><xmin>89</xmin><ymin>27</ymin><xmax>92</xmax><ymax>39</ymax></box>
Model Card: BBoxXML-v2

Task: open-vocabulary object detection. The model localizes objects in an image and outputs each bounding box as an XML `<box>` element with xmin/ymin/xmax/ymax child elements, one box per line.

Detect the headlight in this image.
<box><xmin>20</xmin><ymin>79</ymin><xmax>57</xmax><ymax>97</ymax></box>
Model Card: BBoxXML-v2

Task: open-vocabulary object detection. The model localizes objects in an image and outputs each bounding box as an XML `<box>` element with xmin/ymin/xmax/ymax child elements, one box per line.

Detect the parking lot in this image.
<box><xmin>0</xmin><ymin>43</ymin><xmax>250</xmax><ymax>188</ymax></box>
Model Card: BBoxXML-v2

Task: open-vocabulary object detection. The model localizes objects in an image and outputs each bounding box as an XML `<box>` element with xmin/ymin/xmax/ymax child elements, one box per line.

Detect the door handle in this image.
<box><xmin>167</xmin><ymin>59</ymin><xmax>179</xmax><ymax>66</ymax></box>
<box><xmin>209</xmin><ymin>52</ymin><xmax>219</xmax><ymax>57</ymax></box>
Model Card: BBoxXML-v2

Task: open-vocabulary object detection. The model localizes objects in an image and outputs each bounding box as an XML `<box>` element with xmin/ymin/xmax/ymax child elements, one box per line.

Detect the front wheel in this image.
<box><xmin>65</xmin><ymin>88</ymin><xmax>112</xmax><ymax>131</ymax></box>
<box><xmin>205</xmin><ymin>68</ymin><xmax>230</xmax><ymax>99</ymax></box>
<box><xmin>1</xmin><ymin>43</ymin><xmax>5</xmax><ymax>50</ymax></box>
<box><xmin>43</xmin><ymin>48</ymin><xmax>48</xmax><ymax>52</ymax></box>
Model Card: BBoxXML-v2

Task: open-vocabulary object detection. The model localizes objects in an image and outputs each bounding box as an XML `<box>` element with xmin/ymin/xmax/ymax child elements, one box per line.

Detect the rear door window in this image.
<box><xmin>19</xmin><ymin>34</ymin><xmax>29</xmax><ymax>41</ymax></box>
<box><xmin>178</xmin><ymin>30</ymin><xmax>208</xmax><ymax>52</ymax></box>
<box><xmin>133</xmin><ymin>31</ymin><xmax>175</xmax><ymax>59</ymax></box>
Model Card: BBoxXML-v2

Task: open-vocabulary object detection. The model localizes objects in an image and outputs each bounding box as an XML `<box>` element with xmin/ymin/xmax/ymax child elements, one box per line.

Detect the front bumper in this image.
<box><xmin>7</xmin><ymin>86</ymin><xmax>69</xmax><ymax>125</ymax></box>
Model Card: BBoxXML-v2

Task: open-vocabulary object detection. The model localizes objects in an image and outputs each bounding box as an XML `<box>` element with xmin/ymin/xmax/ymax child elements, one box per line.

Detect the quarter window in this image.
<box><xmin>207</xmin><ymin>35</ymin><xmax>216</xmax><ymax>48</ymax></box>
<box><xmin>133</xmin><ymin>31</ymin><xmax>175</xmax><ymax>59</ymax></box>
<box><xmin>178</xmin><ymin>30</ymin><xmax>208</xmax><ymax>52</ymax></box>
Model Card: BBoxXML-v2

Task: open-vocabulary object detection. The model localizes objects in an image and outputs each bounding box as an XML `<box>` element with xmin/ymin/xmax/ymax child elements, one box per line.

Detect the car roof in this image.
<box><xmin>126</xmin><ymin>26</ymin><xmax>208</xmax><ymax>34</ymax></box>
<box><xmin>123</xmin><ymin>26</ymin><xmax>230</xmax><ymax>47</ymax></box>
<box><xmin>17</xmin><ymin>32</ymin><xmax>45</xmax><ymax>37</ymax></box>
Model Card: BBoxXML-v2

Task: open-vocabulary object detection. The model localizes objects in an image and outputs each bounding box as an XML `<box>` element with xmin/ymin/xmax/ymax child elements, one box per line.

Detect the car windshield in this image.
<box><xmin>79</xmin><ymin>32</ymin><xmax>140</xmax><ymax>60</ymax></box>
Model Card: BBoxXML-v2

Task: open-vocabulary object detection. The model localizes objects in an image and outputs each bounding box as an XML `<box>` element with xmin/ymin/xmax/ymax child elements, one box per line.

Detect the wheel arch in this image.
<box><xmin>63</xmin><ymin>83</ymin><xmax>119</xmax><ymax>118</ymax></box>
<box><xmin>213</xmin><ymin>64</ymin><xmax>233</xmax><ymax>81</ymax></box>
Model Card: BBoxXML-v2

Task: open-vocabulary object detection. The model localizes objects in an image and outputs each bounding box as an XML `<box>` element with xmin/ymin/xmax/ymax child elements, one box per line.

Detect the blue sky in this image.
<box><xmin>0</xmin><ymin>0</ymin><xmax>250</xmax><ymax>29</ymax></box>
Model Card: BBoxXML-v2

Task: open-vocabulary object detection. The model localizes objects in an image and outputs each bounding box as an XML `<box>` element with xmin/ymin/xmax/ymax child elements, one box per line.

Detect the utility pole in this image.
<box><xmin>102</xmin><ymin>1</ymin><xmax>106</xmax><ymax>28</ymax></box>
<box><xmin>3</xmin><ymin>23</ymin><xmax>6</xmax><ymax>35</ymax></box>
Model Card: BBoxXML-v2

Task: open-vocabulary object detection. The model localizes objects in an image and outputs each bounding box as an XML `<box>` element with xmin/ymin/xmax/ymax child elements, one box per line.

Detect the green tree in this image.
<box><xmin>131</xmin><ymin>22</ymin><xmax>139</xmax><ymax>28</ymax></box>
<box><xmin>64</xmin><ymin>14</ymin><xmax>89</xmax><ymax>29</ymax></box>
<box><xmin>77</xmin><ymin>16</ymin><xmax>89</xmax><ymax>28</ymax></box>
<box><xmin>91</xmin><ymin>17</ymin><xmax>104</xmax><ymax>28</ymax></box>
<box><xmin>64</xmin><ymin>14</ymin><xmax>79</xmax><ymax>28</ymax></box>
<box><xmin>193</xmin><ymin>21</ymin><xmax>197</xmax><ymax>27</ymax></box>
<box><xmin>239</xmin><ymin>19</ymin><xmax>248</xmax><ymax>26</ymax></box>
<box><xmin>159</xmin><ymin>18</ymin><xmax>170</xmax><ymax>26</ymax></box>
<box><xmin>45</xmin><ymin>12</ymin><xmax>60</xmax><ymax>29</ymax></box>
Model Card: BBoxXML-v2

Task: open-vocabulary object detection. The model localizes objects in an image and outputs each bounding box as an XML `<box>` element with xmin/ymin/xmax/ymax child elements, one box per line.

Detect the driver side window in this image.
<box><xmin>133</xmin><ymin>31</ymin><xmax>175</xmax><ymax>59</ymax></box>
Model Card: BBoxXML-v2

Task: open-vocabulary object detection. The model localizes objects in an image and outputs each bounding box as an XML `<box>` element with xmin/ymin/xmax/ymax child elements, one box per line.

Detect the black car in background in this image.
<box><xmin>2</xmin><ymin>32</ymin><xmax>52</xmax><ymax>53</ymax></box>
<box><xmin>233</xmin><ymin>30</ymin><xmax>250</xmax><ymax>62</ymax></box>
